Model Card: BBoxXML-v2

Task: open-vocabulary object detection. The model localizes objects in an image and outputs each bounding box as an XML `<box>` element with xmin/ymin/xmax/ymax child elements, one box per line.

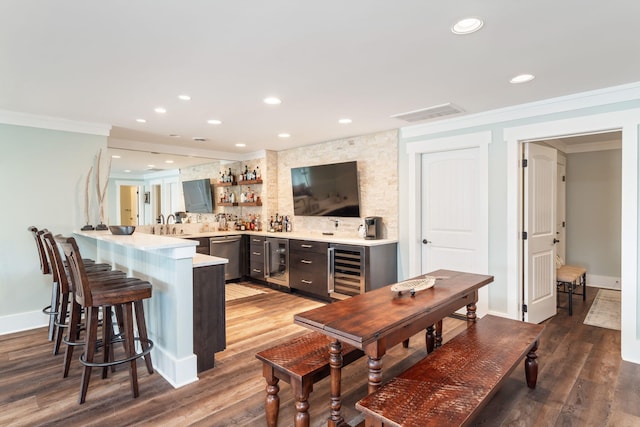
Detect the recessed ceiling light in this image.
<box><xmin>147</xmin><ymin>164</ymin><xmax>155</xmax><ymax>168</ymax></box>
<box><xmin>235</xmin><ymin>143</ymin><xmax>246</xmax><ymax>147</ymax></box>
<box><xmin>124</xmin><ymin>169</ymin><xmax>131</xmax><ymax>173</ymax></box>
<box><xmin>178</xmin><ymin>94</ymin><xmax>191</xmax><ymax>101</ymax></box>
<box><xmin>510</xmin><ymin>73</ymin><xmax>535</xmax><ymax>84</ymax></box>
<box><xmin>263</xmin><ymin>96</ymin><xmax>282</xmax><ymax>105</ymax></box>
<box><xmin>165</xmin><ymin>160</ymin><xmax>174</xmax><ymax>164</ymax></box>
<box><xmin>278</xmin><ymin>133</ymin><xmax>291</xmax><ymax>138</ymax></box>
<box><xmin>338</xmin><ymin>118</ymin><xmax>352</xmax><ymax>124</ymax></box>
<box><xmin>451</xmin><ymin>17</ymin><xmax>484</xmax><ymax>35</ymax></box>
<box><xmin>207</xmin><ymin>119</ymin><xmax>222</xmax><ymax>125</ymax></box>
<box><xmin>136</xmin><ymin>118</ymin><xmax>146</xmax><ymax>123</ymax></box>
<box><xmin>169</xmin><ymin>134</ymin><xmax>180</xmax><ymax>138</ymax></box>
<box><xmin>154</xmin><ymin>107</ymin><xmax>167</xmax><ymax>114</ymax></box>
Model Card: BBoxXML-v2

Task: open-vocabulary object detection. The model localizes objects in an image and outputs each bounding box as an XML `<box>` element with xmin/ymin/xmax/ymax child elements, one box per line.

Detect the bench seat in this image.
<box><xmin>556</xmin><ymin>264</ymin><xmax>587</xmax><ymax>315</ymax></box>
<box><xmin>355</xmin><ymin>315</ymin><xmax>544</xmax><ymax>427</ymax></box>
<box><xmin>256</xmin><ymin>331</ymin><xmax>364</xmax><ymax>427</ymax></box>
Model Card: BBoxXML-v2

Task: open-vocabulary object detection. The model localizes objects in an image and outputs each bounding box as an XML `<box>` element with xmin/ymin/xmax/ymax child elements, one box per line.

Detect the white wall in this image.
<box><xmin>399</xmin><ymin>83</ymin><xmax>640</xmax><ymax>363</ymax></box>
<box><xmin>566</xmin><ymin>149</ymin><xmax>621</xmax><ymax>279</ymax></box>
<box><xmin>0</xmin><ymin>123</ymin><xmax>107</xmax><ymax>333</ymax></box>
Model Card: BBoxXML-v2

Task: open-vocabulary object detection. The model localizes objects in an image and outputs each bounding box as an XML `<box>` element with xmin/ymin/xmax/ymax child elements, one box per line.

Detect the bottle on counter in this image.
<box><xmin>256</xmin><ymin>165</ymin><xmax>261</xmax><ymax>180</ymax></box>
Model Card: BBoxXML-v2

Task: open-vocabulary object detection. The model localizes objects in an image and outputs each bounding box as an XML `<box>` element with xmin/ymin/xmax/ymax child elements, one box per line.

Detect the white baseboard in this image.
<box><xmin>0</xmin><ymin>310</ymin><xmax>48</xmax><ymax>336</ymax></box>
<box><xmin>587</xmin><ymin>274</ymin><xmax>621</xmax><ymax>290</ymax></box>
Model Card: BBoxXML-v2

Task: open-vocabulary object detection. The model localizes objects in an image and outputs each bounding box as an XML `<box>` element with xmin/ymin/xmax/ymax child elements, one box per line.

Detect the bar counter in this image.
<box><xmin>73</xmin><ymin>230</ymin><xmax>228</xmax><ymax>388</ymax></box>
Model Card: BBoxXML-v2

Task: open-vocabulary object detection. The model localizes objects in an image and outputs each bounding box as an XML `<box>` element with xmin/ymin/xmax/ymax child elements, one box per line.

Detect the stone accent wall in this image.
<box><xmin>276</xmin><ymin>129</ymin><xmax>398</xmax><ymax>239</ymax></box>
<box><xmin>176</xmin><ymin>130</ymin><xmax>399</xmax><ymax>238</ymax></box>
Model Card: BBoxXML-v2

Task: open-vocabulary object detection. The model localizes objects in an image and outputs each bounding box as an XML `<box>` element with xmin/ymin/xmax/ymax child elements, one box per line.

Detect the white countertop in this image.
<box><xmin>75</xmin><ymin>229</ymin><xmax>198</xmax><ymax>251</ymax></box>
<box><xmin>192</xmin><ymin>253</ymin><xmax>228</xmax><ymax>268</ymax></box>
<box><xmin>169</xmin><ymin>230</ymin><xmax>397</xmax><ymax>247</ymax></box>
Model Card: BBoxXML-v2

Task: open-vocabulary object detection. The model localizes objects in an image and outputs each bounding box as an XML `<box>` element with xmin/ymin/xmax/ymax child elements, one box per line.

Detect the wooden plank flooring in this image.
<box><xmin>1</xmin><ymin>283</ymin><xmax>639</xmax><ymax>426</ymax></box>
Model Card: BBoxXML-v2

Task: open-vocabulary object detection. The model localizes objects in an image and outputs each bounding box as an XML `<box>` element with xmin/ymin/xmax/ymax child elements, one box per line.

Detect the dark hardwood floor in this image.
<box><xmin>0</xmin><ymin>283</ymin><xmax>638</xmax><ymax>426</ymax></box>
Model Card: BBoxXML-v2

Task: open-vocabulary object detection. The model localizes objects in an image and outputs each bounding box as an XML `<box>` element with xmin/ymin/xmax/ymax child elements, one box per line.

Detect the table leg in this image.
<box><xmin>328</xmin><ymin>339</ymin><xmax>344</xmax><ymax>427</ymax></box>
<box><xmin>466</xmin><ymin>302</ymin><xmax>477</xmax><ymax>322</ymax></box>
<box><xmin>435</xmin><ymin>320</ymin><xmax>443</xmax><ymax>348</ymax></box>
<box><xmin>367</xmin><ymin>356</ymin><xmax>383</xmax><ymax>394</ymax></box>
<box><xmin>426</xmin><ymin>325</ymin><xmax>435</xmax><ymax>353</ymax></box>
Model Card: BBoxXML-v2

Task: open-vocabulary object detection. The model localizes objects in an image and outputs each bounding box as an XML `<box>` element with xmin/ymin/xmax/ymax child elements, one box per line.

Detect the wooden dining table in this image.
<box><xmin>293</xmin><ymin>269</ymin><xmax>494</xmax><ymax>426</ymax></box>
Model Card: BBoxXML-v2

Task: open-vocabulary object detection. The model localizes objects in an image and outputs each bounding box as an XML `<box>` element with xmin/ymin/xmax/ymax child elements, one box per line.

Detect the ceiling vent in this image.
<box><xmin>391</xmin><ymin>103</ymin><xmax>464</xmax><ymax>123</ymax></box>
<box><xmin>192</xmin><ymin>137</ymin><xmax>207</xmax><ymax>142</ymax></box>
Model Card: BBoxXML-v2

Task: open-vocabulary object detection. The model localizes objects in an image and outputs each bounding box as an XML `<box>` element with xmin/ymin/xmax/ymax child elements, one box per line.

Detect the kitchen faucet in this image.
<box><xmin>167</xmin><ymin>214</ymin><xmax>176</xmax><ymax>224</ymax></box>
<box><xmin>157</xmin><ymin>214</ymin><xmax>165</xmax><ymax>224</ymax></box>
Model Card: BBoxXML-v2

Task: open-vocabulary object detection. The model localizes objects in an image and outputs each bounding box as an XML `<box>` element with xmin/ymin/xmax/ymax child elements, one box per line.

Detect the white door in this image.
<box><xmin>523</xmin><ymin>143</ymin><xmax>557</xmax><ymax>323</ymax></box>
<box><xmin>421</xmin><ymin>147</ymin><xmax>487</xmax><ymax>315</ymax></box>
<box><xmin>556</xmin><ymin>153</ymin><xmax>567</xmax><ymax>262</ymax></box>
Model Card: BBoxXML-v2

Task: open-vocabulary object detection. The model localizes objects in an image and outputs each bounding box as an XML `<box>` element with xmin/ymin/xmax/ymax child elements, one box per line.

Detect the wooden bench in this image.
<box><xmin>355</xmin><ymin>315</ymin><xmax>544</xmax><ymax>427</ymax></box>
<box><xmin>256</xmin><ymin>331</ymin><xmax>364</xmax><ymax>427</ymax></box>
<box><xmin>556</xmin><ymin>264</ymin><xmax>587</xmax><ymax>315</ymax></box>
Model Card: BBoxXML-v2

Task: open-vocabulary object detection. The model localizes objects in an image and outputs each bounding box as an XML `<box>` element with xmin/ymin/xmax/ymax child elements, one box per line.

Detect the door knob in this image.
<box><xmin>422</xmin><ymin>239</ymin><xmax>432</xmax><ymax>244</ymax></box>
<box><xmin>553</xmin><ymin>238</ymin><xmax>560</xmax><ymax>244</ymax></box>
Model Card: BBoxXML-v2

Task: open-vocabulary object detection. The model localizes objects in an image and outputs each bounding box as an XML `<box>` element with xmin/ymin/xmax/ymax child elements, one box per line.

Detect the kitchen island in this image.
<box><xmin>73</xmin><ymin>230</ymin><xmax>228</xmax><ymax>388</ymax></box>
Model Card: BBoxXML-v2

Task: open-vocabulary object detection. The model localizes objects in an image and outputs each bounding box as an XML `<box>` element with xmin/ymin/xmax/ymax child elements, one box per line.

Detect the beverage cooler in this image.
<box><xmin>328</xmin><ymin>244</ymin><xmax>365</xmax><ymax>299</ymax></box>
<box><xmin>265</xmin><ymin>237</ymin><xmax>289</xmax><ymax>287</ymax></box>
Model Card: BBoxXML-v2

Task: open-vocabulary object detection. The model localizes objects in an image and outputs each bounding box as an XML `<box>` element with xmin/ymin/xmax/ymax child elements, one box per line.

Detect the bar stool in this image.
<box><xmin>56</xmin><ymin>236</ymin><xmax>154</xmax><ymax>404</ymax></box>
<box><xmin>28</xmin><ymin>226</ymin><xmax>56</xmax><ymax>341</ymax></box>
<box><xmin>41</xmin><ymin>231</ymin><xmax>125</xmax><ymax>356</ymax></box>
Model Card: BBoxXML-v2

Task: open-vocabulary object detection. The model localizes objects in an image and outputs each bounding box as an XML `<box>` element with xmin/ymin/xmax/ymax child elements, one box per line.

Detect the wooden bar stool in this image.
<box><xmin>557</xmin><ymin>264</ymin><xmax>587</xmax><ymax>315</ymax></box>
<box><xmin>41</xmin><ymin>231</ymin><xmax>125</xmax><ymax>356</ymax></box>
<box><xmin>28</xmin><ymin>226</ymin><xmax>56</xmax><ymax>341</ymax></box>
<box><xmin>56</xmin><ymin>236</ymin><xmax>154</xmax><ymax>404</ymax></box>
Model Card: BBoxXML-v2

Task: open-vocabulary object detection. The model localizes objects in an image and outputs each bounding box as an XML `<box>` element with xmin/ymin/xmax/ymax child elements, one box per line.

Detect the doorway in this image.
<box><xmin>406</xmin><ymin>131</ymin><xmax>490</xmax><ymax>317</ymax></box>
<box><xmin>119</xmin><ymin>185</ymin><xmax>139</xmax><ymax>226</ymax></box>
<box><xmin>505</xmin><ymin>112</ymin><xmax>632</xmax><ymax>329</ymax></box>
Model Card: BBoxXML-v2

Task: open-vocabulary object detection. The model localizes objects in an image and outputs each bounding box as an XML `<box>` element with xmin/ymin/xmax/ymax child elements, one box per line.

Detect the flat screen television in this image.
<box><xmin>182</xmin><ymin>178</ymin><xmax>215</xmax><ymax>213</ymax></box>
<box><xmin>290</xmin><ymin>161</ymin><xmax>361</xmax><ymax>217</ymax></box>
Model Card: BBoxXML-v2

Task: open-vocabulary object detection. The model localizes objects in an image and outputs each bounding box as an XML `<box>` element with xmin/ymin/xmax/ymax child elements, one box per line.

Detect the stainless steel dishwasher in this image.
<box><xmin>209</xmin><ymin>235</ymin><xmax>242</xmax><ymax>281</ymax></box>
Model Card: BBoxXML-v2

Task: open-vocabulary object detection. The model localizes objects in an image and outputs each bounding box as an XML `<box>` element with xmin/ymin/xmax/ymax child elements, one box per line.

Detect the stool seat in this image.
<box><xmin>556</xmin><ymin>264</ymin><xmax>587</xmax><ymax>316</ymax></box>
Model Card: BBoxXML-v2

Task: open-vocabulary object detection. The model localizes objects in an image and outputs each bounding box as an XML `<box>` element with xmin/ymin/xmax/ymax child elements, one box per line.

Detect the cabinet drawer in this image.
<box><xmin>249</xmin><ymin>236</ymin><xmax>266</xmax><ymax>245</ymax></box>
<box><xmin>290</xmin><ymin>250</ymin><xmax>328</xmax><ymax>298</ymax></box>
<box><xmin>289</xmin><ymin>239</ymin><xmax>328</xmax><ymax>254</ymax></box>
<box><xmin>249</xmin><ymin>264</ymin><xmax>264</xmax><ymax>279</ymax></box>
<box><xmin>249</xmin><ymin>247</ymin><xmax>264</xmax><ymax>258</ymax></box>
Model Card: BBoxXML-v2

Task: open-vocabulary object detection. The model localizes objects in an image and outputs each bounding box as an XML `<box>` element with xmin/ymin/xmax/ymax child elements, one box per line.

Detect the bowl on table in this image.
<box><xmin>108</xmin><ymin>225</ymin><xmax>136</xmax><ymax>235</ymax></box>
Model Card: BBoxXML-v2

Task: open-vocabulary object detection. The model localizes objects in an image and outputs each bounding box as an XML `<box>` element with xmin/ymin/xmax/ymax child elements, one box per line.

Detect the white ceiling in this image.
<box><xmin>2</xmin><ymin>1</ymin><xmax>639</xmax><ymax>175</ymax></box>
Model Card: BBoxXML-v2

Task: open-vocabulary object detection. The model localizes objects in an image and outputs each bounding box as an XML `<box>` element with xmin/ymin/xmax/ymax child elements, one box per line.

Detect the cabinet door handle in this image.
<box><xmin>300</xmin><ymin>244</ymin><xmax>313</xmax><ymax>248</ymax></box>
<box><xmin>301</xmin><ymin>259</ymin><xmax>312</xmax><ymax>264</ymax></box>
<box><xmin>301</xmin><ymin>279</ymin><xmax>312</xmax><ymax>284</ymax></box>
<box><xmin>252</xmin><ymin>251</ymin><xmax>262</xmax><ymax>256</ymax></box>
<box><xmin>252</xmin><ymin>238</ymin><xmax>262</xmax><ymax>243</ymax></box>
<box><xmin>252</xmin><ymin>268</ymin><xmax>262</xmax><ymax>273</ymax></box>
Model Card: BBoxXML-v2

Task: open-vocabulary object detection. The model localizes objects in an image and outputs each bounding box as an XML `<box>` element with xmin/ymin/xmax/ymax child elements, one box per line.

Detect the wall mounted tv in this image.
<box><xmin>291</xmin><ymin>161</ymin><xmax>361</xmax><ymax>217</ymax></box>
<box><xmin>182</xmin><ymin>178</ymin><xmax>215</xmax><ymax>213</ymax></box>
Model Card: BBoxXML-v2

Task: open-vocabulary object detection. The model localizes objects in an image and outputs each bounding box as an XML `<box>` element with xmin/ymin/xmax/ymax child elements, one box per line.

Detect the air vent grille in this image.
<box><xmin>391</xmin><ymin>103</ymin><xmax>464</xmax><ymax>123</ymax></box>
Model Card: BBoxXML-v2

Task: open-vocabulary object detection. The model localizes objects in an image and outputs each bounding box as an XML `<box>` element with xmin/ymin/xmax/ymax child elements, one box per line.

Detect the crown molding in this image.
<box><xmin>0</xmin><ymin>109</ymin><xmax>111</xmax><ymax>136</ymax></box>
<box><xmin>400</xmin><ymin>81</ymin><xmax>640</xmax><ymax>140</ymax></box>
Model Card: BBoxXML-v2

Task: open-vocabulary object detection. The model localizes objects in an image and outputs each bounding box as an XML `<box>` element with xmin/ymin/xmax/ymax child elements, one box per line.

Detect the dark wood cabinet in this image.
<box><xmin>248</xmin><ymin>235</ymin><xmax>266</xmax><ymax>280</ymax></box>
<box><xmin>192</xmin><ymin>264</ymin><xmax>226</xmax><ymax>372</ymax></box>
<box><xmin>188</xmin><ymin>237</ymin><xmax>210</xmax><ymax>255</ymax></box>
<box><xmin>289</xmin><ymin>239</ymin><xmax>329</xmax><ymax>300</ymax></box>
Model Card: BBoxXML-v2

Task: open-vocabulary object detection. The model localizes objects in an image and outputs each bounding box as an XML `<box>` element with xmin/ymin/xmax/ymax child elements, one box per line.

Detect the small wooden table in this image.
<box><xmin>294</xmin><ymin>269</ymin><xmax>494</xmax><ymax>426</ymax></box>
